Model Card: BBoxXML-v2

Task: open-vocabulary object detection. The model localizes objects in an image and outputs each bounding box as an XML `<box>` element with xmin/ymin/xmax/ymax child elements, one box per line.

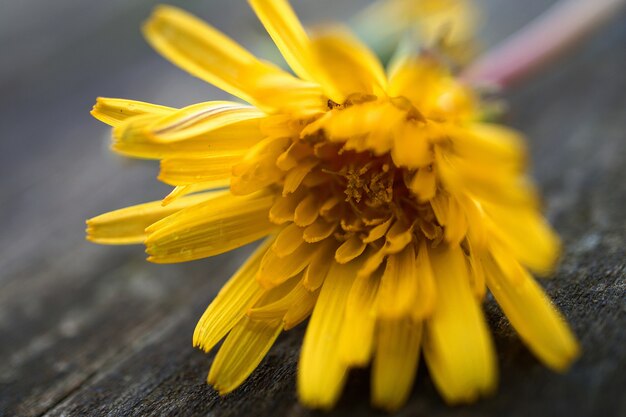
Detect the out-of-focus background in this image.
<box><xmin>0</xmin><ymin>1</ymin><xmax>624</xmax><ymax>416</ymax></box>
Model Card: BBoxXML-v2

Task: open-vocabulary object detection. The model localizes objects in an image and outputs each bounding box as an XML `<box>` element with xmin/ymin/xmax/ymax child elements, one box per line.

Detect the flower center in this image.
<box><xmin>299</xmin><ymin>133</ymin><xmax>443</xmax><ymax>246</ymax></box>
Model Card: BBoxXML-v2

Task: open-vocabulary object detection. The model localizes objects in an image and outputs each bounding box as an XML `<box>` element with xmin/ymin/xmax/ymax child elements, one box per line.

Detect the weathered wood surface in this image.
<box><xmin>0</xmin><ymin>0</ymin><xmax>624</xmax><ymax>416</ymax></box>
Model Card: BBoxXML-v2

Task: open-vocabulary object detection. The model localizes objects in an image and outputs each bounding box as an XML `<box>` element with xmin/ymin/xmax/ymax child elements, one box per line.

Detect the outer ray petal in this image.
<box><xmin>283</xmin><ymin>288</ymin><xmax>319</xmax><ymax>330</ymax></box>
<box><xmin>208</xmin><ymin>316</ymin><xmax>283</xmax><ymax>394</ymax></box>
<box><xmin>389</xmin><ymin>56</ymin><xmax>476</xmax><ymax>120</ymax></box>
<box><xmin>335</xmin><ymin>235</ymin><xmax>367</xmax><ymax>264</ymax></box>
<box><xmin>372</xmin><ymin>318</ymin><xmax>423</xmax><ymax>411</ymax></box>
<box><xmin>338</xmin><ymin>270</ymin><xmax>380</xmax><ymax>366</ymax></box>
<box><xmin>272</xmin><ymin>223</ymin><xmax>305</xmax><ymax>257</ymax></box>
<box><xmin>376</xmin><ymin>244</ymin><xmax>419</xmax><ymax>317</ymax></box>
<box><xmin>450</xmin><ymin>123</ymin><xmax>526</xmax><ymax>169</ymax></box>
<box><xmin>193</xmin><ymin>238</ymin><xmax>272</xmax><ymax>352</ymax></box>
<box><xmin>302</xmin><ymin>239</ymin><xmax>338</xmax><ymax>291</ymax></box>
<box><xmin>145</xmin><ymin>191</ymin><xmax>277</xmax><ymax>263</ymax></box>
<box><xmin>247</xmin><ymin>281</ymin><xmax>310</xmax><ymax>320</ymax></box>
<box><xmin>91</xmin><ymin>97</ymin><xmax>174</xmax><ymax>127</ymax></box>
<box><xmin>148</xmin><ymin>101</ymin><xmax>265</xmax><ymax>143</ymax></box>
<box><xmin>435</xmin><ymin>147</ymin><xmax>535</xmax><ymax>206</ymax></box>
<box><xmin>362</xmin><ymin>217</ymin><xmax>393</xmax><ymax>243</ymax></box>
<box><xmin>483</xmin><ymin>253</ymin><xmax>579</xmax><ymax>371</ymax></box>
<box><xmin>294</xmin><ymin>193</ymin><xmax>324</xmax><ymax>226</ymax></box>
<box><xmin>412</xmin><ymin>240</ymin><xmax>437</xmax><ymax>319</ymax></box>
<box><xmin>298</xmin><ymin>258</ymin><xmax>364</xmax><ymax>409</ymax></box>
<box><xmin>158</xmin><ymin>152</ymin><xmax>244</xmax><ymax>186</ymax></box>
<box><xmin>257</xmin><ymin>242</ymin><xmax>319</xmax><ymax>288</ymax></box>
<box><xmin>144</xmin><ymin>5</ymin><xmax>323</xmax><ymax>113</ymax></box>
<box><xmin>423</xmin><ymin>245</ymin><xmax>497</xmax><ymax>404</ymax></box>
<box><xmin>388</xmin><ymin>56</ymin><xmax>449</xmax><ymax>112</ymax></box>
<box><xmin>269</xmin><ymin>189</ymin><xmax>306</xmax><ymax>224</ymax></box>
<box><xmin>384</xmin><ymin>219</ymin><xmax>414</xmax><ymax>254</ymax></box>
<box><xmin>86</xmin><ymin>192</ymin><xmax>219</xmax><ymax>245</ymax></box>
<box><xmin>161</xmin><ymin>181</ymin><xmax>230</xmax><ymax>206</ymax></box>
<box><xmin>245</xmin><ymin>273</ymin><xmax>319</xmax><ymax>330</ymax></box>
<box><xmin>310</xmin><ymin>29</ymin><xmax>388</xmax><ymax>102</ymax></box>
<box><xmin>231</xmin><ymin>137</ymin><xmax>291</xmax><ymax>195</ymax></box>
<box><xmin>483</xmin><ymin>203</ymin><xmax>561</xmax><ymax>275</ymax></box>
<box><xmin>113</xmin><ymin>114</ymin><xmax>264</xmax><ymax>159</ymax></box>
<box><xmin>303</xmin><ymin>217</ymin><xmax>338</xmax><ymax>243</ymax></box>
<box><xmin>391</xmin><ymin>121</ymin><xmax>433</xmax><ymax>169</ymax></box>
<box><xmin>248</xmin><ymin>0</ymin><xmax>316</xmax><ymax>82</ymax></box>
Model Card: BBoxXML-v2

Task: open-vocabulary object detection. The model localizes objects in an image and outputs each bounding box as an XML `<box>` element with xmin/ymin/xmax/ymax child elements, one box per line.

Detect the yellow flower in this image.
<box><xmin>86</xmin><ymin>0</ymin><xmax>579</xmax><ymax>411</ymax></box>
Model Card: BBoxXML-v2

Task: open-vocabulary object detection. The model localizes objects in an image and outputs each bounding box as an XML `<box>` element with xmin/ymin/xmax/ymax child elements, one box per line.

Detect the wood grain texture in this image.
<box><xmin>1</xmin><ymin>1</ymin><xmax>624</xmax><ymax>416</ymax></box>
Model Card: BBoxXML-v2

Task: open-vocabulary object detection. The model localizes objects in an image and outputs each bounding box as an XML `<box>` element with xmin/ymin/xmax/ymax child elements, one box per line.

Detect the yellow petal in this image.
<box><xmin>389</xmin><ymin>56</ymin><xmax>476</xmax><ymax>120</ymax></box>
<box><xmin>302</xmin><ymin>239</ymin><xmax>338</xmax><ymax>291</ymax></box>
<box><xmin>283</xmin><ymin>287</ymin><xmax>318</xmax><ymax>330</ymax></box>
<box><xmin>260</xmin><ymin>114</ymin><xmax>304</xmax><ymax>137</ymax></box>
<box><xmin>311</xmin><ymin>28</ymin><xmax>387</xmax><ymax>103</ymax></box>
<box><xmin>458</xmin><ymin>194</ymin><xmax>487</xmax><ymax>250</ymax></box>
<box><xmin>483</xmin><ymin>203</ymin><xmax>561</xmax><ymax>275</ymax></box>
<box><xmin>193</xmin><ymin>238</ymin><xmax>271</xmax><ymax>352</ymax></box>
<box><xmin>276</xmin><ymin>141</ymin><xmax>313</xmax><ymax>171</ymax></box>
<box><xmin>376</xmin><ymin>244</ymin><xmax>418</xmax><ymax>318</ymax></box>
<box><xmin>483</xmin><ymin>254</ymin><xmax>579</xmax><ymax>371</ymax></box>
<box><xmin>161</xmin><ymin>181</ymin><xmax>230</xmax><ymax>206</ymax></box>
<box><xmin>248</xmin><ymin>0</ymin><xmax>315</xmax><ymax>82</ymax></box>
<box><xmin>467</xmin><ymin>240</ymin><xmax>487</xmax><ymax>299</ymax></box>
<box><xmin>158</xmin><ymin>152</ymin><xmax>244</xmax><ymax>186</ymax></box>
<box><xmin>148</xmin><ymin>101</ymin><xmax>265</xmax><ymax>143</ymax></box>
<box><xmin>282</xmin><ymin>158</ymin><xmax>319</xmax><ymax>195</ymax></box>
<box><xmin>112</xmin><ymin>113</ymin><xmax>263</xmax><ymax>159</ymax></box>
<box><xmin>335</xmin><ymin>235</ymin><xmax>367</xmax><ymax>264</ymax></box>
<box><xmin>388</xmin><ymin>56</ymin><xmax>448</xmax><ymax>113</ymax></box>
<box><xmin>298</xmin><ymin>258</ymin><xmax>363</xmax><ymax>409</ymax></box>
<box><xmin>391</xmin><ymin>121</ymin><xmax>433</xmax><ymax>169</ymax></box>
<box><xmin>358</xmin><ymin>245</ymin><xmax>386</xmax><ymax>278</ymax></box>
<box><xmin>305</xmin><ymin>101</ymin><xmax>405</xmax><ymax>155</ymax></box>
<box><xmin>303</xmin><ymin>217</ymin><xmax>337</xmax><ymax>243</ymax></box>
<box><xmin>231</xmin><ymin>136</ymin><xmax>290</xmax><ymax>195</ymax></box>
<box><xmin>208</xmin><ymin>316</ymin><xmax>283</xmax><ymax>394</ymax></box>
<box><xmin>412</xmin><ymin>240</ymin><xmax>437</xmax><ymax>319</ymax></box>
<box><xmin>430</xmin><ymin>191</ymin><xmax>448</xmax><ymax>224</ymax></box>
<box><xmin>247</xmin><ymin>279</ymin><xmax>318</xmax><ymax>331</ymax></box>
<box><xmin>442</xmin><ymin>196</ymin><xmax>468</xmax><ymax>246</ymax></box>
<box><xmin>293</xmin><ymin>192</ymin><xmax>323</xmax><ymax>226</ymax></box>
<box><xmin>339</xmin><ymin>271</ymin><xmax>380</xmax><ymax>366</ymax></box>
<box><xmin>450</xmin><ymin>123</ymin><xmax>526</xmax><ymax>169</ymax></box>
<box><xmin>423</xmin><ymin>245</ymin><xmax>497</xmax><ymax>404</ymax></box>
<box><xmin>252</xmin><ymin>273</ymin><xmax>301</xmax><ymax>307</ymax></box>
<box><xmin>145</xmin><ymin>191</ymin><xmax>276</xmax><ymax>263</ymax></box>
<box><xmin>91</xmin><ymin>97</ymin><xmax>174</xmax><ymax>127</ymax></box>
<box><xmin>272</xmin><ymin>223</ymin><xmax>304</xmax><ymax>257</ymax></box>
<box><xmin>86</xmin><ymin>192</ymin><xmax>218</xmax><ymax>244</ymax></box>
<box><xmin>319</xmin><ymin>195</ymin><xmax>342</xmax><ymax>218</ymax></box>
<box><xmin>269</xmin><ymin>189</ymin><xmax>306</xmax><ymax>224</ymax></box>
<box><xmin>384</xmin><ymin>219</ymin><xmax>413</xmax><ymax>254</ymax></box>
<box><xmin>144</xmin><ymin>5</ymin><xmax>322</xmax><ymax>113</ymax></box>
<box><xmin>246</xmin><ymin>273</ymin><xmax>318</xmax><ymax>330</ymax></box>
<box><xmin>435</xmin><ymin>148</ymin><xmax>535</xmax><ymax>206</ymax></box>
<box><xmin>257</xmin><ymin>242</ymin><xmax>319</xmax><ymax>288</ymax></box>
<box><xmin>372</xmin><ymin>318</ymin><xmax>423</xmax><ymax>411</ymax></box>
<box><xmin>409</xmin><ymin>166</ymin><xmax>437</xmax><ymax>202</ymax></box>
<box><xmin>247</xmin><ymin>279</ymin><xmax>305</xmax><ymax>319</ymax></box>
<box><xmin>362</xmin><ymin>217</ymin><xmax>392</xmax><ymax>243</ymax></box>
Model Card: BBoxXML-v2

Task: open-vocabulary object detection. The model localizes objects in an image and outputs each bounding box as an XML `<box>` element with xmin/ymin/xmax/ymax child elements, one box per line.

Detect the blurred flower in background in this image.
<box><xmin>351</xmin><ymin>0</ymin><xmax>478</xmax><ymax>65</ymax></box>
<box><xmin>82</xmin><ymin>0</ymin><xmax>626</xmax><ymax>412</ymax></box>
